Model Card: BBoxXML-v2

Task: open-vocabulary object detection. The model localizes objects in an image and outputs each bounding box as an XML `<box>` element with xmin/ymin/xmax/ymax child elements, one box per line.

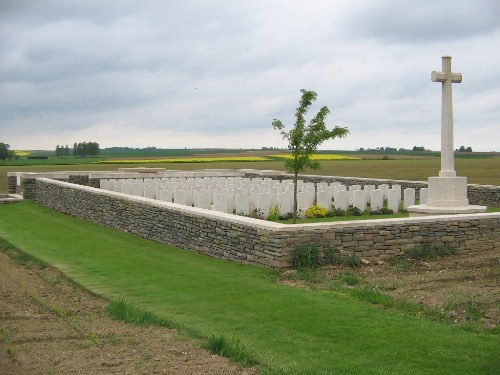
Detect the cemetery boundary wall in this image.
<box><xmin>8</xmin><ymin>169</ymin><xmax>500</xmax><ymax>207</ymax></box>
<box><xmin>20</xmin><ymin>174</ymin><xmax>500</xmax><ymax>268</ymax></box>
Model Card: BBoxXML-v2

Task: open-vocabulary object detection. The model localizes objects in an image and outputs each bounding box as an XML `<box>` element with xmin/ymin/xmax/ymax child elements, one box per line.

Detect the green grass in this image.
<box><xmin>0</xmin><ymin>201</ymin><xmax>499</xmax><ymax>374</ymax></box>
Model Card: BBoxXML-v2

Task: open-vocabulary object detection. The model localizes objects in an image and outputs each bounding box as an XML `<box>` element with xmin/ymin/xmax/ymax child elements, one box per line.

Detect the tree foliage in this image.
<box><xmin>0</xmin><ymin>142</ymin><xmax>15</xmax><ymax>160</ymax></box>
<box><xmin>72</xmin><ymin>142</ymin><xmax>100</xmax><ymax>158</ymax></box>
<box><xmin>55</xmin><ymin>144</ymin><xmax>70</xmax><ymax>157</ymax></box>
<box><xmin>272</xmin><ymin>89</ymin><xmax>349</xmax><ymax>222</ymax></box>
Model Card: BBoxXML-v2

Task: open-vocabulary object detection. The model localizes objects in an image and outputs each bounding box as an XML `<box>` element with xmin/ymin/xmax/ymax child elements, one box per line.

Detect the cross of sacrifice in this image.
<box><xmin>431</xmin><ymin>55</ymin><xmax>462</xmax><ymax>177</ymax></box>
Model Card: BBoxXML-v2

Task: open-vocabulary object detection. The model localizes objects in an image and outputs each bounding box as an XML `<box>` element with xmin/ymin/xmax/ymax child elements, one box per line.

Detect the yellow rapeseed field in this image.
<box><xmin>270</xmin><ymin>154</ymin><xmax>361</xmax><ymax>161</ymax></box>
<box><xmin>101</xmin><ymin>156</ymin><xmax>270</xmax><ymax>164</ymax></box>
<box><xmin>13</xmin><ymin>150</ymin><xmax>32</xmax><ymax>157</ymax></box>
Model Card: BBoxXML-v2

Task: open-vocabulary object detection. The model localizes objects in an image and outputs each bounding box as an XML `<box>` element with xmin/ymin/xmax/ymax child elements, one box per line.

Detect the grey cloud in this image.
<box><xmin>342</xmin><ymin>0</ymin><xmax>500</xmax><ymax>43</ymax></box>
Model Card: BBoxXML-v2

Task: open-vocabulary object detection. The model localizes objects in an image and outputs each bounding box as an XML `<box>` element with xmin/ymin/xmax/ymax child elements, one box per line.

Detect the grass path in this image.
<box><xmin>0</xmin><ymin>201</ymin><xmax>498</xmax><ymax>374</ymax></box>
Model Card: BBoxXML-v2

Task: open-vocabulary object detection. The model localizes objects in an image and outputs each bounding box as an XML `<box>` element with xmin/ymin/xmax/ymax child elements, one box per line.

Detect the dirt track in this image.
<box><xmin>0</xmin><ymin>251</ymin><xmax>255</xmax><ymax>375</ymax></box>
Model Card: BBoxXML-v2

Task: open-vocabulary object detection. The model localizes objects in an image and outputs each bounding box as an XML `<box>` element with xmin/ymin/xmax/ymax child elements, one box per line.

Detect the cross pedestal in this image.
<box><xmin>408</xmin><ymin>56</ymin><xmax>486</xmax><ymax>217</ymax></box>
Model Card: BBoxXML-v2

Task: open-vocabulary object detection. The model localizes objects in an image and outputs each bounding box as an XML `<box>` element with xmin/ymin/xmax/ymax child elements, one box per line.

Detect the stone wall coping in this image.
<box><xmin>277</xmin><ymin>172</ymin><xmax>428</xmax><ymax>184</ymax></box>
<box><xmin>282</xmin><ymin>212</ymin><xmax>500</xmax><ymax>231</ymax></box>
<box><xmin>37</xmin><ymin>177</ymin><xmax>500</xmax><ymax>232</ymax></box>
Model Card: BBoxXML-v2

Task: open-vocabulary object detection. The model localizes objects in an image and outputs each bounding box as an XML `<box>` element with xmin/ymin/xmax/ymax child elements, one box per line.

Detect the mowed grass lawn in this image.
<box><xmin>0</xmin><ymin>201</ymin><xmax>498</xmax><ymax>374</ymax></box>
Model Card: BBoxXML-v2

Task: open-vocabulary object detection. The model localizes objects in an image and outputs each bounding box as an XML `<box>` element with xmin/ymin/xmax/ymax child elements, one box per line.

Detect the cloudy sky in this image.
<box><xmin>1</xmin><ymin>0</ymin><xmax>499</xmax><ymax>151</ymax></box>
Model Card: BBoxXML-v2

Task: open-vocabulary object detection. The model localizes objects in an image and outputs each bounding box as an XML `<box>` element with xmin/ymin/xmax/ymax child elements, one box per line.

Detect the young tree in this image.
<box><xmin>272</xmin><ymin>89</ymin><xmax>349</xmax><ymax>223</ymax></box>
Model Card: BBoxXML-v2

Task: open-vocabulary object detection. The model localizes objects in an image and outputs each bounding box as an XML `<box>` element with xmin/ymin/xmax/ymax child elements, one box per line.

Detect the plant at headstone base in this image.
<box><xmin>347</xmin><ymin>206</ymin><xmax>363</xmax><ymax>216</ymax></box>
<box><xmin>292</xmin><ymin>243</ymin><xmax>321</xmax><ymax>270</ymax></box>
<box><xmin>326</xmin><ymin>209</ymin><xmax>336</xmax><ymax>217</ymax></box>
<box><xmin>333</xmin><ymin>208</ymin><xmax>346</xmax><ymax>217</ymax></box>
<box><xmin>305</xmin><ymin>204</ymin><xmax>328</xmax><ymax>218</ymax></box>
<box><xmin>251</xmin><ymin>208</ymin><xmax>264</xmax><ymax>220</ymax></box>
<box><xmin>278</xmin><ymin>212</ymin><xmax>293</xmax><ymax>220</ymax></box>
<box><xmin>267</xmin><ymin>204</ymin><xmax>281</xmax><ymax>221</ymax></box>
<box><xmin>369</xmin><ymin>207</ymin><xmax>394</xmax><ymax>215</ymax></box>
<box><xmin>272</xmin><ymin>89</ymin><xmax>349</xmax><ymax>223</ymax></box>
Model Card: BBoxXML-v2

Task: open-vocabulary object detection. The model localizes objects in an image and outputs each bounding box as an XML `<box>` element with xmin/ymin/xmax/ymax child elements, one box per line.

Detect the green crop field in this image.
<box><xmin>0</xmin><ymin>201</ymin><xmax>498</xmax><ymax>374</ymax></box>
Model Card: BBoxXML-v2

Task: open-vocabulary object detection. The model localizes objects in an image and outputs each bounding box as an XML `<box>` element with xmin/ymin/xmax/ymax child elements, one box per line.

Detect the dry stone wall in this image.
<box><xmin>31</xmin><ymin>177</ymin><xmax>500</xmax><ymax>268</ymax></box>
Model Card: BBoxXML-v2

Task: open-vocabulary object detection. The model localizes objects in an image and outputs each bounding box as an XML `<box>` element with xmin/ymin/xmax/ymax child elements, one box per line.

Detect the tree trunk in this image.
<box><xmin>293</xmin><ymin>171</ymin><xmax>298</xmax><ymax>224</ymax></box>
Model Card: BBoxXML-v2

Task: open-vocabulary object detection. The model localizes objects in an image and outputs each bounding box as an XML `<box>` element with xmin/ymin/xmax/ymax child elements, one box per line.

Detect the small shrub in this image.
<box><xmin>278</xmin><ymin>212</ymin><xmax>293</xmax><ymax>220</ymax></box>
<box><xmin>333</xmin><ymin>208</ymin><xmax>346</xmax><ymax>216</ymax></box>
<box><xmin>251</xmin><ymin>208</ymin><xmax>264</xmax><ymax>219</ymax></box>
<box><xmin>347</xmin><ymin>206</ymin><xmax>362</xmax><ymax>216</ymax></box>
<box><xmin>408</xmin><ymin>243</ymin><xmax>457</xmax><ymax>260</ymax></box>
<box><xmin>326</xmin><ymin>209</ymin><xmax>336</xmax><ymax>217</ymax></box>
<box><xmin>292</xmin><ymin>244</ymin><xmax>321</xmax><ymax>270</ymax></box>
<box><xmin>343</xmin><ymin>254</ymin><xmax>361</xmax><ymax>268</ymax></box>
<box><xmin>369</xmin><ymin>207</ymin><xmax>394</xmax><ymax>215</ymax></box>
<box><xmin>269</xmin><ymin>204</ymin><xmax>281</xmax><ymax>217</ymax></box>
<box><xmin>323</xmin><ymin>246</ymin><xmax>342</xmax><ymax>265</ymax></box>
<box><xmin>305</xmin><ymin>205</ymin><xmax>328</xmax><ymax>218</ymax></box>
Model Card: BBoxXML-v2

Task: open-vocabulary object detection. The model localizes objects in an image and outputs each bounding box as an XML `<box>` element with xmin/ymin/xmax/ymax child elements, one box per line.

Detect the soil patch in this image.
<box><xmin>283</xmin><ymin>248</ymin><xmax>500</xmax><ymax>329</ymax></box>
<box><xmin>0</xmin><ymin>251</ymin><xmax>256</xmax><ymax>375</ymax></box>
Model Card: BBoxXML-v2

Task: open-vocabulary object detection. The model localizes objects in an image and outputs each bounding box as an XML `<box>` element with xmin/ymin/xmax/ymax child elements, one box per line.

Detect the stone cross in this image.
<box><xmin>432</xmin><ymin>55</ymin><xmax>462</xmax><ymax>177</ymax></box>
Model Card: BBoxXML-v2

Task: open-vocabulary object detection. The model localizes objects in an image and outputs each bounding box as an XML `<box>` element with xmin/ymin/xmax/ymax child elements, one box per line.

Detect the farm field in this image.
<box><xmin>0</xmin><ymin>201</ymin><xmax>498</xmax><ymax>374</ymax></box>
<box><xmin>1</xmin><ymin>152</ymin><xmax>499</xmax><ymax>193</ymax></box>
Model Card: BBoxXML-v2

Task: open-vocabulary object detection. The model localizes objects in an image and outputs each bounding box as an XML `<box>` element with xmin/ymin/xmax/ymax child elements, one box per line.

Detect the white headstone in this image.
<box><xmin>364</xmin><ymin>185</ymin><xmax>375</xmax><ymax>204</ymax></box>
<box><xmin>352</xmin><ymin>190</ymin><xmax>367</xmax><ymax>211</ymax></box>
<box><xmin>334</xmin><ymin>190</ymin><xmax>349</xmax><ymax>211</ymax></box>
<box><xmin>316</xmin><ymin>190</ymin><xmax>332</xmax><ymax>210</ymax></box>
<box><xmin>235</xmin><ymin>193</ymin><xmax>250</xmax><ymax>216</ymax></box>
<box><xmin>403</xmin><ymin>188</ymin><xmax>416</xmax><ymax>209</ymax></box>
<box><xmin>370</xmin><ymin>190</ymin><xmax>384</xmax><ymax>211</ymax></box>
<box><xmin>387</xmin><ymin>189</ymin><xmax>400</xmax><ymax>213</ymax></box>
<box><xmin>419</xmin><ymin>188</ymin><xmax>428</xmax><ymax>204</ymax></box>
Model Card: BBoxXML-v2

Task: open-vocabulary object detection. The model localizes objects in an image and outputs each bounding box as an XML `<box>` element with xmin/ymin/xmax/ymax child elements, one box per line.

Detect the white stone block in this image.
<box><xmin>353</xmin><ymin>190</ymin><xmax>367</xmax><ymax>211</ymax></box>
<box><xmin>334</xmin><ymin>190</ymin><xmax>349</xmax><ymax>211</ymax></box>
<box><xmin>213</xmin><ymin>194</ymin><xmax>228</xmax><ymax>213</ymax></box>
<box><xmin>256</xmin><ymin>192</ymin><xmax>270</xmax><ymax>218</ymax></box>
<box><xmin>388</xmin><ymin>189</ymin><xmax>400</xmax><ymax>213</ymax></box>
<box><xmin>403</xmin><ymin>188</ymin><xmax>416</xmax><ymax>209</ymax></box>
<box><xmin>419</xmin><ymin>188</ymin><xmax>428</xmax><ymax>204</ymax></box>
<box><xmin>196</xmin><ymin>192</ymin><xmax>211</xmax><ymax>210</ymax></box>
<box><xmin>364</xmin><ymin>185</ymin><xmax>375</xmax><ymax>204</ymax></box>
<box><xmin>378</xmin><ymin>184</ymin><xmax>390</xmax><ymax>199</ymax></box>
<box><xmin>316</xmin><ymin>190</ymin><xmax>332</xmax><ymax>210</ymax></box>
<box><xmin>277</xmin><ymin>191</ymin><xmax>293</xmax><ymax>215</ymax></box>
<box><xmin>159</xmin><ymin>190</ymin><xmax>172</xmax><ymax>203</ymax></box>
<box><xmin>392</xmin><ymin>184</ymin><xmax>402</xmax><ymax>199</ymax></box>
<box><xmin>173</xmin><ymin>190</ymin><xmax>186</xmax><ymax>205</ymax></box>
<box><xmin>132</xmin><ymin>183</ymin><xmax>144</xmax><ymax>197</ymax></box>
<box><xmin>370</xmin><ymin>190</ymin><xmax>383</xmax><ymax>211</ymax></box>
<box><xmin>235</xmin><ymin>193</ymin><xmax>250</xmax><ymax>216</ymax></box>
<box><xmin>144</xmin><ymin>185</ymin><xmax>156</xmax><ymax>199</ymax></box>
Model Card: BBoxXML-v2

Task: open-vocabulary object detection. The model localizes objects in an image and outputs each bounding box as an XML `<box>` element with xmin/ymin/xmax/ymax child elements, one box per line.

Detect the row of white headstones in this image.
<box><xmin>100</xmin><ymin>177</ymin><xmax>428</xmax><ymax>218</ymax></box>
